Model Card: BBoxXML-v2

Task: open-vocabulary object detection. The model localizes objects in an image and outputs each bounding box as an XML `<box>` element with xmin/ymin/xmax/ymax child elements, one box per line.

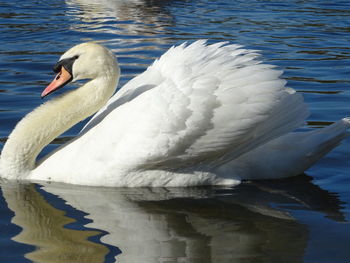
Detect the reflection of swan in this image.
<box><xmin>66</xmin><ymin>0</ymin><xmax>174</xmax><ymax>41</ymax></box>
<box><xmin>1</xmin><ymin>183</ymin><xmax>109</xmax><ymax>263</ymax></box>
<box><xmin>0</xmin><ymin>41</ymin><xmax>349</xmax><ymax>186</ymax></box>
<box><xmin>1</xmin><ymin>177</ymin><xmax>345</xmax><ymax>262</ymax></box>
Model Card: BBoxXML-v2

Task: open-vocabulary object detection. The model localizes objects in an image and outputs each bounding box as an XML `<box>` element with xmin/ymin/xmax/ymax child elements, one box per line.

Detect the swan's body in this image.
<box><xmin>0</xmin><ymin>41</ymin><xmax>349</xmax><ymax>186</ymax></box>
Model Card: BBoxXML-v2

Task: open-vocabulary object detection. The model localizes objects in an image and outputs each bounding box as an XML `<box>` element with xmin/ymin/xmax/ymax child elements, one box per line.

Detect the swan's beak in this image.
<box><xmin>41</xmin><ymin>66</ymin><xmax>72</xmax><ymax>98</ymax></box>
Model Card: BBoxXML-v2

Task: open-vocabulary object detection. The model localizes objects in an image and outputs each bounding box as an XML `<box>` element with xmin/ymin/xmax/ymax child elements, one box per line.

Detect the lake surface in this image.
<box><xmin>0</xmin><ymin>0</ymin><xmax>350</xmax><ymax>262</ymax></box>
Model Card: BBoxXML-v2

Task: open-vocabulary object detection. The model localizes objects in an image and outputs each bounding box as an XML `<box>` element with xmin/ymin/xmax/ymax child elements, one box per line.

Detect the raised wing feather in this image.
<box><xmin>82</xmin><ymin>40</ymin><xmax>309</xmax><ymax>172</ymax></box>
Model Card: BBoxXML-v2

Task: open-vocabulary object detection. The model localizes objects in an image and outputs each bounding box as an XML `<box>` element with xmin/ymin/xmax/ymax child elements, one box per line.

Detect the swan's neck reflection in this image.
<box><xmin>1</xmin><ymin>176</ymin><xmax>345</xmax><ymax>263</ymax></box>
<box><xmin>2</xmin><ymin>183</ymin><xmax>110</xmax><ymax>263</ymax></box>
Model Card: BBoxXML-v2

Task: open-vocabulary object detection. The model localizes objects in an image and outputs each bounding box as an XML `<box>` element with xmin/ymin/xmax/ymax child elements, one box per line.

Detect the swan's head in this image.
<box><xmin>42</xmin><ymin>42</ymin><xmax>119</xmax><ymax>98</ymax></box>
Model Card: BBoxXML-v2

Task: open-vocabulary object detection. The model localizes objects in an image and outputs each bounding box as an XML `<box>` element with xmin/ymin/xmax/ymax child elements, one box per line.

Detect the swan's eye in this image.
<box><xmin>53</xmin><ymin>56</ymin><xmax>79</xmax><ymax>74</ymax></box>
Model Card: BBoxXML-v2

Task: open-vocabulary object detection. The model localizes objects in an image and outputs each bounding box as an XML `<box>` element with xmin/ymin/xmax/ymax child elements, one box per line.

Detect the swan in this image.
<box><xmin>0</xmin><ymin>41</ymin><xmax>349</xmax><ymax>187</ymax></box>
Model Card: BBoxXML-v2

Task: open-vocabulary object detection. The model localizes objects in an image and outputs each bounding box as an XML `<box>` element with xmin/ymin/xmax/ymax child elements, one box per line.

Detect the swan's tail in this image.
<box><xmin>216</xmin><ymin>118</ymin><xmax>350</xmax><ymax>180</ymax></box>
<box><xmin>304</xmin><ymin>117</ymin><xmax>350</xmax><ymax>161</ymax></box>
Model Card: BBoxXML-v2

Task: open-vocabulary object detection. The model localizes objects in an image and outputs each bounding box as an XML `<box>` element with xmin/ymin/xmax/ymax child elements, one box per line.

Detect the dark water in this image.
<box><xmin>0</xmin><ymin>0</ymin><xmax>350</xmax><ymax>262</ymax></box>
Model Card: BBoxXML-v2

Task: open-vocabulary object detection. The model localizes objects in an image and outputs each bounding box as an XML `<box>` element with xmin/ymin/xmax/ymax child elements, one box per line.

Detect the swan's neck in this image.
<box><xmin>1</xmin><ymin>72</ymin><xmax>118</xmax><ymax>178</ymax></box>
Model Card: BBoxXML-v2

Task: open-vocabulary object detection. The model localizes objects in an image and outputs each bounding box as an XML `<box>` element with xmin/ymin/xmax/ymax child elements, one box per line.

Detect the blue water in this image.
<box><xmin>0</xmin><ymin>0</ymin><xmax>350</xmax><ymax>262</ymax></box>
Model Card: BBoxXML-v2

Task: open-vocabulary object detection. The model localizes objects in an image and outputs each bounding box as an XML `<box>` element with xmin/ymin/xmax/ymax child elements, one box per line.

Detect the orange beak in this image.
<box><xmin>41</xmin><ymin>66</ymin><xmax>72</xmax><ymax>98</ymax></box>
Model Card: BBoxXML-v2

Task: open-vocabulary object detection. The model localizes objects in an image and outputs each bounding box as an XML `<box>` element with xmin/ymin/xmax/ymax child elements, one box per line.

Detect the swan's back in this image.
<box><xmin>33</xmin><ymin>41</ymin><xmax>309</xmax><ymax>186</ymax></box>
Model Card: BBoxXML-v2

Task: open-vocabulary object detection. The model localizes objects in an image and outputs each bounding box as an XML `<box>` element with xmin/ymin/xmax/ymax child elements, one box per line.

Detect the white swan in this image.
<box><xmin>0</xmin><ymin>41</ymin><xmax>349</xmax><ymax>187</ymax></box>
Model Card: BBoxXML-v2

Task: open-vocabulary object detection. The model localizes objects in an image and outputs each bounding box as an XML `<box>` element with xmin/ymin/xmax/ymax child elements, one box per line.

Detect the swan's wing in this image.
<box><xmin>82</xmin><ymin>40</ymin><xmax>309</xmax><ymax>171</ymax></box>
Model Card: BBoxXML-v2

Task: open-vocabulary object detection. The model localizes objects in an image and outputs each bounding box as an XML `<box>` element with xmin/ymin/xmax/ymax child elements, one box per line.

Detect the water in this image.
<box><xmin>0</xmin><ymin>0</ymin><xmax>350</xmax><ymax>262</ymax></box>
